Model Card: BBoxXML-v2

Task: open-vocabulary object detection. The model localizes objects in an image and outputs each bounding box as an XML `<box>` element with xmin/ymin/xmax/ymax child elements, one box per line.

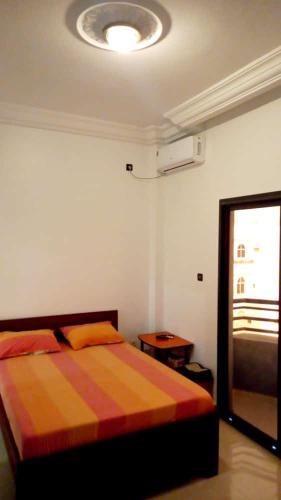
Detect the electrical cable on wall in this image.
<box><xmin>130</xmin><ymin>171</ymin><xmax>162</xmax><ymax>180</ymax></box>
<box><xmin>126</xmin><ymin>164</ymin><xmax>162</xmax><ymax>180</ymax></box>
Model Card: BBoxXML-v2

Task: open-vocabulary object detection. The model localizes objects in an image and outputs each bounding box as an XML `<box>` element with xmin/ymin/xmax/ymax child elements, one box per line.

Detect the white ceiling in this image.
<box><xmin>1</xmin><ymin>0</ymin><xmax>281</xmax><ymax>127</ymax></box>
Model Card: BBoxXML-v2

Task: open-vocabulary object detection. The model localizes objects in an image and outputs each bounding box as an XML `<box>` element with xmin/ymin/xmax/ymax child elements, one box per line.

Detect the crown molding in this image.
<box><xmin>164</xmin><ymin>45</ymin><xmax>281</xmax><ymax>129</ymax></box>
<box><xmin>0</xmin><ymin>46</ymin><xmax>281</xmax><ymax>145</ymax></box>
<box><xmin>142</xmin><ymin>124</ymin><xmax>164</xmax><ymax>145</ymax></box>
<box><xmin>0</xmin><ymin>102</ymin><xmax>151</xmax><ymax>145</ymax></box>
<box><xmin>142</xmin><ymin>123</ymin><xmax>181</xmax><ymax>144</ymax></box>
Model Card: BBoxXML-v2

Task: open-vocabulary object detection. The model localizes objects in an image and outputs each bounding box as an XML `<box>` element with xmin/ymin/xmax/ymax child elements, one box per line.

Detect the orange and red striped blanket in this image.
<box><xmin>0</xmin><ymin>342</ymin><xmax>214</xmax><ymax>459</ymax></box>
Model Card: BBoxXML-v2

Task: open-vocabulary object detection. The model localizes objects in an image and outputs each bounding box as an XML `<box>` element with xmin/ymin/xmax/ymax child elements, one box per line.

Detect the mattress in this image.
<box><xmin>0</xmin><ymin>342</ymin><xmax>214</xmax><ymax>459</ymax></box>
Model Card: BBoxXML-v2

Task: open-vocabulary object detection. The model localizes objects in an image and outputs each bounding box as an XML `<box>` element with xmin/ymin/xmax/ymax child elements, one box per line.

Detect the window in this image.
<box><xmin>237</xmin><ymin>277</ymin><xmax>245</xmax><ymax>294</ymax></box>
<box><xmin>237</xmin><ymin>244</ymin><xmax>245</xmax><ymax>258</ymax></box>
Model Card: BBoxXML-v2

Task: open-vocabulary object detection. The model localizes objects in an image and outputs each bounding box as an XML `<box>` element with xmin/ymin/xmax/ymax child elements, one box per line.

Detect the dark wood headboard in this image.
<box><xmin>0</xmin><ymin>310</ymin><xmax>118</xmax><ymax>333</ymax></box>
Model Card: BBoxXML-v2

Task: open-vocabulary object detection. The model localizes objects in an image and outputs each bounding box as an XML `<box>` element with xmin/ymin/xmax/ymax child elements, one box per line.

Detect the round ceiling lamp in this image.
<box><xmin>105</xmin><ymin>24</ymin><xmax>141</xmax><ymax>52</ymax></box>
<box><xmin>76</xmin><ymin>2</ymin><xmax>163</xmax><ymax>53</ymax></box>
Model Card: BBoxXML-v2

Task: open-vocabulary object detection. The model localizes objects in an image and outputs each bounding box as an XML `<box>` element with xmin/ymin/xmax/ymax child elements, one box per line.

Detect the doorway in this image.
<box><xmin>218</xmin><ymin>191</ymin><xmax>281</xmax><ymax>456</ymax></box>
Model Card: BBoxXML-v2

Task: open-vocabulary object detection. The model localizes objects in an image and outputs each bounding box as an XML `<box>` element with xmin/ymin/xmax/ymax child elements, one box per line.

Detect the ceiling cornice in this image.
<box><xmin>0</xmin><ymin>102</ymin><xmax>150</xmax><ymax>145</ymax></box>
<box><xmin>0</xmin><ymin>46</ymin><xmax>280</xmax><ymax>145</ymax></box>
<box><xmin>164</xmin><ymin>45</ymin><xmax>281</xmax><ymax>129</ymax></box>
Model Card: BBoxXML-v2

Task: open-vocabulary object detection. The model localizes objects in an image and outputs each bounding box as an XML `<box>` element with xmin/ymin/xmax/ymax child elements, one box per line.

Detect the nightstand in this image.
<box><xmin>138</xmin><ymin>332</ymin><xmax>193</xmax><ymax>365</ymax></box>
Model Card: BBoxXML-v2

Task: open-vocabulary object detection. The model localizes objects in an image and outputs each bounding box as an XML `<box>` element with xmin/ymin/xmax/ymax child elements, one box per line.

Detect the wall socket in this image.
<box><xmin>126</xmin><ymin>164</ymin><xmax>133</xmax><ymax>171</ymax></box>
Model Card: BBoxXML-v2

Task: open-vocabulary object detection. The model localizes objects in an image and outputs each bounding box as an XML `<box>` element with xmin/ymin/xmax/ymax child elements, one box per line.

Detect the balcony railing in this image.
<box><xmin>233</xmin><ymin>298</ymin><xmax>279</xmax><ymax>335</ymax></box>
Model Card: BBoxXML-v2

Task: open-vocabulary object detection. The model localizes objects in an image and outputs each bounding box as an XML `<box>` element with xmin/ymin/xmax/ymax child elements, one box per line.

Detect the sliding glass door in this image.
<box><xmin>218</xmin><ymin>192</ymin><xmax>281</xmax><ymax>455</ymax></box>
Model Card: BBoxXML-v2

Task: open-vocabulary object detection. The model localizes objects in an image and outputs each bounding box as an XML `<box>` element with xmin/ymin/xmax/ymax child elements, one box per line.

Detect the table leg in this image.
<box><xmin>185</xmin><ymin>346</ymin><xmax>192</xmax><ymax>363</ymax></box>
<box><xmin>156</xmin><ymin>349</ymin><xmax>168</xmax><ymax>364</ymax></box>
<box><xmin>155</xmin><ymin>348</ymin><xmax>161</xmax><ymax>361</ymax></box>
<box><xmin>140</xmin><ymin>341</ymin><xmax>144</xmax><ymax>352</ymax></box>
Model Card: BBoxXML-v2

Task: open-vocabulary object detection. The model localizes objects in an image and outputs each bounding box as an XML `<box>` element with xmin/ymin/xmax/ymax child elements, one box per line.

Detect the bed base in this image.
<box><xmin>0</xmin><ymin>396</ymin><xmax>218</xmax><ymax>499</ymax></box>
<box><xmin>0</xmin><ymin>310</ymin><xmax>219</xmax><ymax>498</ymax></box>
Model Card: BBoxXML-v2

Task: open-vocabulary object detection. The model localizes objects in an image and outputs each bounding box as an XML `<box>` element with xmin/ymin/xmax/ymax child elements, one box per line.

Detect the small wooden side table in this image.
<box><xmin>138</xmin><ymin>332</ymin><xmax>193</xmax><ymax>365</ymax></box>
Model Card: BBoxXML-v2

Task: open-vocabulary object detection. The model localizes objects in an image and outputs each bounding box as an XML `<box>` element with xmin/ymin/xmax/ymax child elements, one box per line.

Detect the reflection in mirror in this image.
<box><xmin>229</xmin><ymin>206</ymin><xmax>279</xmax><ymax>439</ymax></box>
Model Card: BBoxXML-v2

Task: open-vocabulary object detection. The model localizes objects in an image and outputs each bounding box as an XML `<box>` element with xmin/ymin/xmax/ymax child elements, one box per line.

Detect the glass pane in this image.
<box><xmin>229</xmin><ymin>206</ymin><xmax>279</xmax><ymax>439</ymax></box>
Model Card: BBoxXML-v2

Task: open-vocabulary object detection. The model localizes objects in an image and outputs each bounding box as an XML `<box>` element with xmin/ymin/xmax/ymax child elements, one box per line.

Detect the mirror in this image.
<box><xmin>229</xmin><ymin>206</ymin><xmax>279</xmax><ymax>439</ymax></box>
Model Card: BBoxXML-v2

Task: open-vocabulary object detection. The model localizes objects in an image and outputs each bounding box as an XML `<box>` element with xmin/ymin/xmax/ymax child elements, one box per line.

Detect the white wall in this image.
<box><xmin>0</xmin><ymin>124</ymin><xmax>155</xmax><ymax>339</ymax></box>
<box><xmin>155</xmin><ymin>96</ymin><xmax>281</xmax><ymax>380</ymax></box>
<box><xmin>2</xmin><ymin>95</ymin><xmax>281</xmax><ymax>371</ymax></box>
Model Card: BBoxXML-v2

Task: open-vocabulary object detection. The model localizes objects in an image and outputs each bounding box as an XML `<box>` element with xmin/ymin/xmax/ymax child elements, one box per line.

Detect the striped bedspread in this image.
<box><xmin>0</xmin><ymin>342</ymin><xmax>214</xmax><ymax>459</ymax></box>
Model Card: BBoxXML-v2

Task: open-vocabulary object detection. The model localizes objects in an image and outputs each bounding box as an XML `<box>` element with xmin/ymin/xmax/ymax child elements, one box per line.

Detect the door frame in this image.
<box><xmin>217</xmin><ymin>190</ymin><xmax>281</xmax><ymax>457</ymax></box>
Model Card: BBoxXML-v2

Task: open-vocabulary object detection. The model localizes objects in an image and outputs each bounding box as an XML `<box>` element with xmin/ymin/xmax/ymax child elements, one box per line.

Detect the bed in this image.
<box><xmin>0</xmin><ymin>310</ymin><xmax>218</xmax><ymax>499</ymax></box>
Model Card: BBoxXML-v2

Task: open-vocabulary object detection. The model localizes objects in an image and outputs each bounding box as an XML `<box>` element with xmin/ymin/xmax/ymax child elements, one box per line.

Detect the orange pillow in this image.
<box><xmin>60</xmin><ymin>322</ymin><xmax>124</xmax><ymax>350</ymax></box>
<box><xmin>0</xmin><ymin>329</ymin><xmax>61</xmax><ymax>360</ymax></box>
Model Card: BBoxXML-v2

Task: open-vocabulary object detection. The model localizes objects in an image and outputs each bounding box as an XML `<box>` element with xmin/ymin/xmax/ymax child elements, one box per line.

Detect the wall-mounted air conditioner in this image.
<box><xmin>157</xmin><ymin>134</ymin><xmax>205</xmax><ymax>175</ymax></box>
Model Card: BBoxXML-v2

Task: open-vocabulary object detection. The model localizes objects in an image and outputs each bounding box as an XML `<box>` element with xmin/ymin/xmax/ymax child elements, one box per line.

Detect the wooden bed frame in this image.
<box><xmin>0</xmin><ymin>310</ymin><xmax>219</xmax><ymax>499</ymax></box>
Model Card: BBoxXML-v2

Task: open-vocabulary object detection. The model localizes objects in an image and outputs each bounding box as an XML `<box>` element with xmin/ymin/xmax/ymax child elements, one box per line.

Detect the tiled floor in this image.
<box><xmin>1</xmin><ymin>421</ymin><xmax>281</xmax><ymax>499</ymax></box>
<box><xmin>153</xmin><ymin>421</ymin><xmax>281</xmax><ymax>500</ymax></box>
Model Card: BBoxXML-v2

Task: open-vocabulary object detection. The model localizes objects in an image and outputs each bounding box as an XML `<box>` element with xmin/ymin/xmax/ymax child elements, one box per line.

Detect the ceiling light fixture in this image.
<box><xmin>104</xmin><ymin>24</ymin><xmax>141</xmax><ymax>52</ymax></box>
<box><xmin>76</xmin><ymin>2</ymin><xmax>163</xmax><ymax>53</ymax></box>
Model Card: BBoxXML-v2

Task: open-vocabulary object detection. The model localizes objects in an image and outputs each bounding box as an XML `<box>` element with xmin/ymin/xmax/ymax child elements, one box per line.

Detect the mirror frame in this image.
<box><xmin>217</xmin><ymin>190</ymin><xmax>281</xmax><ymax>457</ymax></box>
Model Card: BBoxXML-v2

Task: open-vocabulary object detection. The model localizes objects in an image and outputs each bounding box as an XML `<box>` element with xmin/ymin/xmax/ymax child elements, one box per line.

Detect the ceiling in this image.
<box><xmin>1</xmin><ymin>0</ymin><xmax>281</xmax><ymax>127</ymax></box>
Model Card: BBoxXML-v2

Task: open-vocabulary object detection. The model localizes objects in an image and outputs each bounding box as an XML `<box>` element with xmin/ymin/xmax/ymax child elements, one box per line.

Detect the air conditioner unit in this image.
<box><xmin>157</xmin><ymin>134</ymin><xmax>205</xmax><ymax>175</ymax></box>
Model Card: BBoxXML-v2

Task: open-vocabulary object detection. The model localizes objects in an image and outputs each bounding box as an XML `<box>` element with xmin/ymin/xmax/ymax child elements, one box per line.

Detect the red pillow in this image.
<box><xmin>0</xmin><ymin>329</ymin><xmax>61</xmax><ymax>360</ymax></box>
